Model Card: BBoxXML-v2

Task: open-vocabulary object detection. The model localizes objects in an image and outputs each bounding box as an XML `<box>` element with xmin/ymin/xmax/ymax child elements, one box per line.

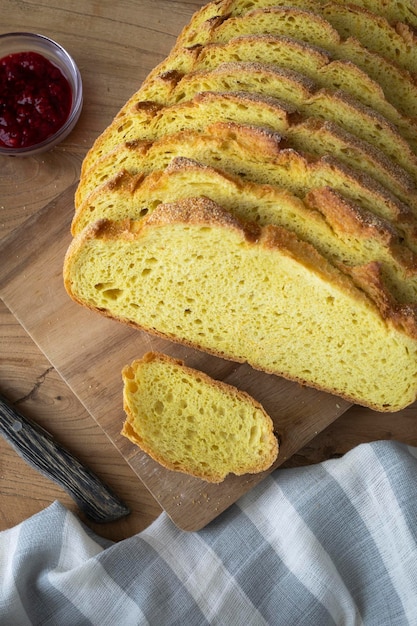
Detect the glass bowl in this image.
<box><xmin>0</xmin><ymin>32</ymin><xmax>83</xmax><ymax>156</ymax></box>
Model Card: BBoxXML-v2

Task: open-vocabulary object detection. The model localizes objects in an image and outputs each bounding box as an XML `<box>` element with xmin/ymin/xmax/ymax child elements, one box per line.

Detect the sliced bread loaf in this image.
<box><xmin>69</xmin><ymin>0</ymin><xmax>417</xmax><ymax>417</ymax></box>
<box><xmin>64</xmin><ymin>198</ymin><xmax>417</xmax><ymax>412</ymax></box>
<box><xmin>121</xmin><ymin>351</ymin><xmax>279</xmax><ymax>483</ymax></box>
<box><xmin>182</xmin><ymin>3</ymin><xmax>417</xmax><ymax>76</ymax></box>
<box><xmin>75</xmin><ymin>123</ymin><xmax>417</xmax><ymax>254</ymax></box>
<box><xmin>72</xmin><ymin>157</ymin><xmax>417</xmax><ymax>305</ymax></box>
<box><xmin>80</xmin><ymin>90</ymin><xmax>416</xmax><ymax>211</ymax></box>
<box><xmin>135</xmin><ymin>63</ymin><xmax>417</xmax><ymax>179</ymax></box>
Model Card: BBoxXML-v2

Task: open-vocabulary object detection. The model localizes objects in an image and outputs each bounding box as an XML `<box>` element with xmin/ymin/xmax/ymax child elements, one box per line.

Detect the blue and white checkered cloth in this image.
<box><xmin>1</xmin><ymin>440</ymin><xmax>417</xmax><ymax>625</ymax></box>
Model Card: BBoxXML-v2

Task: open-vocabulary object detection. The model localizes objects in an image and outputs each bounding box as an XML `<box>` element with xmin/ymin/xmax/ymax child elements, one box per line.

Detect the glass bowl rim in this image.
<box><xmin>0</xmin><ymin>31</ymin><xmax>83</xmax><ymax>156</ymax></box>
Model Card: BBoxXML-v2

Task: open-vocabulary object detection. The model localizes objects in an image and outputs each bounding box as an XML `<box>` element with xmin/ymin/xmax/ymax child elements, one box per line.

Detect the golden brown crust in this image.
<box><xmin>345</xmin><ymin>262</ymin><xmax>417</xmax><ymax>339</ymax></box>
<box><xmin>305</xmin><ymin>187</ymin><xmax>407</xmax><ymax>243</ymax></box>
<box><xmin>144</xmin><ymin>196</ymin><xmax>262</xmax><ymax>241</ymax></box>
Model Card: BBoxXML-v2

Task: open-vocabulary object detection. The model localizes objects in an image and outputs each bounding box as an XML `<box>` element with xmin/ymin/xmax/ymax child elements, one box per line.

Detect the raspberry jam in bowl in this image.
<box><xmin>0</xmin><ymin>32</ymin><xmax>83</xmax><ymax>156</ymax></box>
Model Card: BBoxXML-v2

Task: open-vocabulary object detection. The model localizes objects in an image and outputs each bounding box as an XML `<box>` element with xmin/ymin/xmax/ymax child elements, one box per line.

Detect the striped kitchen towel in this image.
<box><xmin>1</xmin><ymin>440</ymin><xmax>416</xmax><ymax>625</ymax></box>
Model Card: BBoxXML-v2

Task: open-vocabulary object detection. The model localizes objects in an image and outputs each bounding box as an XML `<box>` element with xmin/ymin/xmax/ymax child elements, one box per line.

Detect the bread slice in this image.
<box><xmin>72</xmin><ymin>157</ymin><xmax>417</xmax><ymax>305</ymax></box>
<box><xmin>182</xmin><ymin>3</ymin><xmax>417</xmax><ymax>75</ymax></box>
<box><xmin>74</xmin><ymin>123</ymin><xmax>417</xmax><ymax>254</ymax></box>
<box><xmin>135</xmin><ymin>63</ymin><xmax>417</xmax><ymax>180</ymax></box>
<box><xmin>63</xmin><ymin>197</ymin><xmax>417</xmax><ymax>412</ymax></box>
<box><xmin>173</xmin><ymin>3</ymin><xmax>417</xmax><ymax>120</ymax></box>
<box><xmin>192</xmin><ymin>35</ymin><xmax>417</xmax><ymax>149</ymax></box>
<box><xmin>80</xmin><ymin>90</ymin><xmax>416</xmax><ymax>212</ymax></box>
<box><xmin>121</xmin><ymin>352</ymin><xmax>279</xmax><ymax>483</ymax></box>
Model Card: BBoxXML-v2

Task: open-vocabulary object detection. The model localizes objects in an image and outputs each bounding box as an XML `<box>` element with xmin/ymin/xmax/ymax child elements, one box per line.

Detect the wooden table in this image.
<box><xmin>1</xmin><ymin>0</ymin><xmax>416</xmax><ymax>542</ymax></box>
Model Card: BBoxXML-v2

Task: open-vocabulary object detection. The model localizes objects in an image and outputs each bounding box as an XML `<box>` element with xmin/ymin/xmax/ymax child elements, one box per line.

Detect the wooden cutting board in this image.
<box><xmin>0</xmin><ymin>185</ymin><xmax>351</xmax><ymax>530</ymax></box>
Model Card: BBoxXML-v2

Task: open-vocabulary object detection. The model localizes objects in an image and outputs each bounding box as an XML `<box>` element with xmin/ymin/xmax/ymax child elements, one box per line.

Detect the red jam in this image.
<box><xmin>0</xmin><ymin>51</ymin><xmax>72</xmax><ymax>149</ymax></box>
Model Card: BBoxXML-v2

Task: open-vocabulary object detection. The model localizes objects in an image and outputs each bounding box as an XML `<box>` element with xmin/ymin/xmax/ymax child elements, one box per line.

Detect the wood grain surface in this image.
<box><xmin>0</xmin><ymin>185</ymin><xmax>354</xmax><ymax>530</ymax></box>
<box><xmin>1</xmin><ymin>0</ymin><xmax>416</xmax><ymax>539</ymax></box>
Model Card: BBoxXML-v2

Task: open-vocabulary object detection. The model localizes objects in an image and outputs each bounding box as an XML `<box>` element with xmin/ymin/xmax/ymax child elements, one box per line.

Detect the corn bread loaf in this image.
<box><xmin>72</xmin><ymin>158</ymin><xmax>417</xmax><ymax>305</ymax></box>
<box><xmin>67</xmin><ymin>0</ymin><xmax>417</xmax><ymax>414</ymax></box>
<box><xmin>64</xmin><ymin>198</ymin><xmax>417</xmax><ymax>412</ymax></box>
<box><xmin>121</xmin><ymin>352</ymin><xmax>279</xmax><ymax>483</ymax></box>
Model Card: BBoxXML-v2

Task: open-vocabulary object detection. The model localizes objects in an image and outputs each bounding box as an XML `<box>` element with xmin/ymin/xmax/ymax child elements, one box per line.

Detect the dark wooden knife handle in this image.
<box><xmin>0</xmin><ymin>394</ymin><xmax>130</xmax><ymax>523</ymax></box>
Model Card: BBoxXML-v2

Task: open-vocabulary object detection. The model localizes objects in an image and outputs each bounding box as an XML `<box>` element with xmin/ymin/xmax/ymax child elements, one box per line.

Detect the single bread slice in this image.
<box><xmin>72</xmin><ymin>158</ymin><xmax>417</xmax><ymax>306</ymax></box>
<box><xmin>63</xmin><ymin>197</ymin><xmax>417</xmax><ymax>412</ymax></box>
<box><xmin>121</xmin><ymin>352</ymin><xmax>279</xmax><ymax>483</ymax></box>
